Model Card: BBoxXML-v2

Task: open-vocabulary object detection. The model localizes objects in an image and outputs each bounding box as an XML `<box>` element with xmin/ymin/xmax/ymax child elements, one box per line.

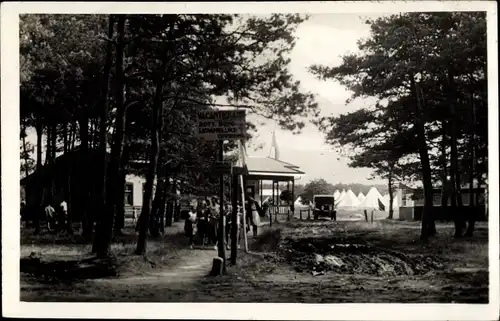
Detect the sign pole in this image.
<box><xmin>218</xmin><ymin>140</ymin><xmax>227</xmax><ymax>273</ymax></box>
<box><xmin>230</xmin><ymin>172</ymin><xmax>238</xmax><ymax>265</ymax></box>
<box><xmin>197</xmin><ymin>109</ymin><xmax>247</xmax><ymax>271</ymax></box>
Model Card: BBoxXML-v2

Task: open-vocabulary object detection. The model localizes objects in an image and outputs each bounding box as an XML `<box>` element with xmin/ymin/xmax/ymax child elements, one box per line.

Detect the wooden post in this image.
<box><xmin>364</xmin><ymin>209</ymin><xmax>368</xmax><ymax>222</ymax></box>
<box><xmin>307</xmin><ymin>208</ymin><xmax>311</xmax><ymax>220</ymax></box>
<box><xmin>217</xmin><ymin>141</ymin><xmax>226</xmax><ymax>273</ymax></box>
<box><xmin>300</xmin><ymin>209</ymin><xmax>303</xmax><ymax>220</ymax></box>
<box><xmin>239</xmin><ymin>175</ymin><xmax>248</xmax><ymax>252</ymax></box>
<box><xmin>230</xmin><ymin>173</ymin><xmax>238</xmax><ymax>265</ymax></box>
<box><xmin>370</xmin><ymin>210</ymin><xmax>374</xmax><ymax>224</ymax></box>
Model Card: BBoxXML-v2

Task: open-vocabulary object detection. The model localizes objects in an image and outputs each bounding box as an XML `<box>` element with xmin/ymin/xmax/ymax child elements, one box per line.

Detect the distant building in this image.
<box><xmin>396</xmin><ymin>183</ymin><xmax>487</xmax><ymax>221</ymax></box>
<box><xmin>20</xmin><ymin>148</ymin><xmax>155</xmax><ymax>220</ymax></box>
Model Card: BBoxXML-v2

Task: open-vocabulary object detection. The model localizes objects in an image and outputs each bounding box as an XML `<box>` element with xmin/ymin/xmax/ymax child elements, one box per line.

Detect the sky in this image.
<box><xmin>25</xmin><ymin>13</ymin><xmax>389</xmax><ymax>185</ymax></box>
<box><xmin>243</xmin><ymin>13</ymin><xmax>388</xmax><ymax>185</ymax></box>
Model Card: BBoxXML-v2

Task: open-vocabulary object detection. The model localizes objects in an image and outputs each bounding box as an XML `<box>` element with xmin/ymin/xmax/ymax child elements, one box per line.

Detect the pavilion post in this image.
<box><xmin>275</xmin><ymin>181</ymin><xmax>279</xmax><ymax>222</ymax></box>
<box><xmin>260</xmin><ymin>180</ymin><xmax>263</xmax><ymax>204</ymax></box>
<box><xmin>272</xmin><ymin>181</ymin><xmax>275</xmax><ymax>224</ymax></box>
<box><xmin>287</xmin><ymin>181</ymin><xmax>290</xmax><ymax>221</ymax></box>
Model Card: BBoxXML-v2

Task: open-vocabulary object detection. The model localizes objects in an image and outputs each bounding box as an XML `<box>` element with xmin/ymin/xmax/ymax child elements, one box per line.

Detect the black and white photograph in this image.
<box><xmin>1</xmin><ymin>1</ymin><xmax>498</xmax><ymax>320</ymax></box>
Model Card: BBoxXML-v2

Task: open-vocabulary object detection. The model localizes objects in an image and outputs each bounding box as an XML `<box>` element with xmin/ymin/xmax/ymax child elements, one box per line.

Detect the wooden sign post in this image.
<box><xmin>197</xmin><ymin>110</ymin><xmax>246</xmax><ymax>275</ymax></box>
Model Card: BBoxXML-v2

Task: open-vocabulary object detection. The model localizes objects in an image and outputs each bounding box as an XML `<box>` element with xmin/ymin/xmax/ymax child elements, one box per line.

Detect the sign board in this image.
<box><xmin>232</xmin><ymin>165</ymin><xmax>249</xmax><ymax>176</ymax></box>
<box><xmin>211</xmin><ymin>161</ymin><xmax>232</xmax><ymax>174</ymax></box>
<box><xmin>197</xmin><ymin>110</ymin><xmax>246</xmax><ymax>141</ymax></box>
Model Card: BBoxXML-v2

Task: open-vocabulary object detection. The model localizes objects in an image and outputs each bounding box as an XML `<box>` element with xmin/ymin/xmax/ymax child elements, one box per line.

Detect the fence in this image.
<box><xmin>260</xmin><ymin>205</ymin><xmax>293</xmax><ymax>223</ymax></box>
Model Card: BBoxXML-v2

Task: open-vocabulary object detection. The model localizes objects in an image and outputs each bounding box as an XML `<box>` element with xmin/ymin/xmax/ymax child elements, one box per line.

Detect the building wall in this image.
<box><xmin>399</xmin><ymin>207</ymin><xmax>414</xmax><ymax>221</ymax></box>
<box><xmin>125</xmin><ymin>174</ymin><xmax>157</xmax><ymax>207</ymax></box>
<box><xmin>398</xmin><ymin>188</ymin><xmax>485</xmax><ymax>207</ymax></box>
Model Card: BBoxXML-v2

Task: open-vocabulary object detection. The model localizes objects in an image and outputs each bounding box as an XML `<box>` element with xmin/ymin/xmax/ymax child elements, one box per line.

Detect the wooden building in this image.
<box><xmin>20</xmin><ymin>148</ymin><xmax>151</xmax><ymax>221</ymax></box>
<box><xmin>243</xmin><ymin>156</ymin><xmax>304</xmax><ymax>222</ymax></box>
<box><xmin>397</xmin><ymin>183</ymin><xmax>487</xmax><ymax>221</ymax></box>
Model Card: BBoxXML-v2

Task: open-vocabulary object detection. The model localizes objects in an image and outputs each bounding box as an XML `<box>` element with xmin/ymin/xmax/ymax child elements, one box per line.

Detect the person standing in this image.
<box><xmin>197</xmin><ymin>200</ymin><xmax>208</xmax><ymax>246</ymax></box>
<box><xmin>185</xmin><ymin>206</ymin><xmax>197</xmax><ymax>249</ymax></box>
<box><xmin>44</xmin><ymin>203</ymin><xmax>56</xmax><ymax>232</ymax></box>
<box><xmin>207</xmin><ymin>198</ymin><xmax>219</xmax><ymax>250</ymax></box>
<box><xmin>226</xmin><ymin>203</ymin><xmax>243</xmax><ymax>250</ymax></box>
<box><xmin>246</xmin><ymin>197</ymin><xmax>260</xmax><ymax>237</ymax></box>
<box><xmin>60</xmin><ymin>199</ymin><xmax>68</xmax><ymax>230</ymax></box>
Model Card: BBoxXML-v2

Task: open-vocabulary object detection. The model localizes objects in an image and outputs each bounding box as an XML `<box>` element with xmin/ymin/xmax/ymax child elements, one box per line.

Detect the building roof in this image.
<box><xmin>245</xmin><ymin>156</ymin><xmax>304</xmax><ymax>176</ymax></box>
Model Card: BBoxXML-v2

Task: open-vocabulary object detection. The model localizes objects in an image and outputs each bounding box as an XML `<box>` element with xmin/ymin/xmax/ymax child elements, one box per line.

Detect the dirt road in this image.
<box><xmin>20</xmin><ymin>220</ymin><xmax>489</xmax><ymax>303</ymax></box>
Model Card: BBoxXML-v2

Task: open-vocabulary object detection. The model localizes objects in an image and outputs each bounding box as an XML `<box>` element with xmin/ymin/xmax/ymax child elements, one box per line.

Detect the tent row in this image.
<box><xmin>294</xmin><ymin>187</ymin><xmax>398</xmax><ymax>210</ymax></box>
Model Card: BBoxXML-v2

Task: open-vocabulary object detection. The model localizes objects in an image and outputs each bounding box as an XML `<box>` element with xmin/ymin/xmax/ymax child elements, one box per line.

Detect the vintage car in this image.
<box><xmin>312</xmin><ymin>194</ymin><xmax>337</xmax><ymax>221</ymax></box>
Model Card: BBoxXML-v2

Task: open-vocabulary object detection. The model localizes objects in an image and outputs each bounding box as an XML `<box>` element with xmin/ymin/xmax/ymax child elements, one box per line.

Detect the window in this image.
<box><xmin>125</xmin><ymin>183</ymin><xmax>134</xmax><ymax>206</ymax></box>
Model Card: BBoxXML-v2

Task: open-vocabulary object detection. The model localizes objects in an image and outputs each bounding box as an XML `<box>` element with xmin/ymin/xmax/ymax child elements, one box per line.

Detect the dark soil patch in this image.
<box><xmin>276</xmin><ymin>236</ymin><xmax>444</xmax><ymax>276</ymax></box>
<box><xmin>20</xmin><ymin>252</ymin><xmax>118</xmax><ymax>282</ymax></box>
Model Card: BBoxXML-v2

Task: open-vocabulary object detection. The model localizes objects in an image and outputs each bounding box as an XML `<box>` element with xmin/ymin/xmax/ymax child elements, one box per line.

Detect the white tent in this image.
<box><xmin>294</xmin><ymin>196</ymin><xmax>309</xmax><ymax>209</ymax></box>
<box><xmin>359</xmin><ymin>187</ymin><xmax>385</xmax><ymax>209</ymax></box>
<box><xmin>333</xmin><ymin>190</ymin><xmax>340</xmax><ymax>200</ymax></box>
<box><xmin>338</xmin><ymin>190</ymin><xmax>346</xmax><ymax>202</ymax></box>
<box><xmin>337</xmin><ymin>189</ymin><xmax>361</xmax><ymax>208</ymax></box>
<box><xmin>357</xmin><ymin>192</ymin><xmax>366</xmax><ymax>203</ymax></box>
<box><xmin>382</xmin><ymin>194</ymin><xmax>389</xmax><ymax>206</ymax></box>
<box><xmin>382</xmin><ymin>194</ymin><xmax>398</xmax><ymax>209</ymax></box>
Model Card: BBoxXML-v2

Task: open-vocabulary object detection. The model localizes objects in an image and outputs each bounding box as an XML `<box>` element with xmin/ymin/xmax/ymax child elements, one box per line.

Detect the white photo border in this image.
<box><xmin>1</xmin><ymin>1</ymin><xmax>498</xmax><ymax>320</ymax></box>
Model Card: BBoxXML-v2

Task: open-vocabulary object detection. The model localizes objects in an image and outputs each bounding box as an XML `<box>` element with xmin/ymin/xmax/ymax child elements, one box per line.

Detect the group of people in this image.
<box><xmin>184</xmin><ymin>196</ymin><xmax>265</xmax><ymax>250</ymax></box>
<box><xmin>42</xmin><ymin>200</ymin><xmax>68</xmax><ymax>232</ymax></box>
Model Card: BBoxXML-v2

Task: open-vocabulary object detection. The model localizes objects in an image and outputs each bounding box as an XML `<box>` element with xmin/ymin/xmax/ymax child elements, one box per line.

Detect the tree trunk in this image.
<box><xmin>93</xmin><ymin>15</ymin><xmax>126</xmax><ymax>258</ymax></box>
<box><xmin>51</xmin><ymin>123</ymin><xmax>57</xmax><ymax>161</ymax></box>
<box><xmin>440</xmin><ymin>122</ymin><xmax>449</xmax><ymax>207</ymax></box>
<box><xmin>149</xmin><ymin>177</ymin><xmax>163</xmax><ymax>238</ymax></box>
<box><xmin>63</xmin><ymin>123</ymin><xmax>69</xmax><ymax>154</ymax></box>
<box><xmin>21</xmin><ymin>124</ymin><xmax>30</xmax><ymax>178</ymax></box>
<box><xmin>149</xmin><ymin>157</ymin><xmax>165</xmax><ymax>237</ymax></box>
<box><xmin>388</xmin><ymin>173</ymin><xmax>394</xmax><ymax>220</ymax></box>
<box><xmin>447</xmin><ymin>70</ymin><xmax>465</xmax><ymax>237</ymax></box>
<box><xmin>114</xmin><ymin>166</ymin><xmax>126</xmax><ymax>233</ymax></box>
<box><xmin>45</xmin><ymin>124</ymin><xmax>51</xmax><ymax>165</ymax></box>
<box><xmin>465</xmin><ymin>94</ymin><xmax>476</xmax><ymax>237</ymax></box>
<box><xmin>71</xmin><ymin>121</ymin><xmax>77</xmax><ymax>150</ymax></box>
<box><xmin>165</xmin><ymin>201</ymin><xmax>174</xmax><ymax>227</ymax></box>
<box><xmin>159</xmin><ymin>182</ymin><xmax>167</xmax><ymax>234</ymax></box>
<box><xmin>149</xmin><ymin>143</ymin><xmax>165</xmax><ymax>237</ymax></box>
<box><xmin>114</xmin><ymin>143</ymin><xmax>129</xmax><ymax>234</ymax></box>
<box><xmin>135</xmin><ymin>78</ymin><xmax>163</xmax><ymax>255</ymax></box>
<box><xmin>411</xmin><ymin>77</ymin><xmax>435</xmax><ymax>240</ymax></box>
<box><xmin>79</xmin><ymin>114</ymin><xmax>92</xmax><ymax>240</ymax></box>
<box><xmin>162</xmin><ymin>179</ymin><xmax>172</xmax><ymax>228</ymax></box>
<box><xmin>172</xmin><ymin>180</ymin><xmax>180</xmax><ymax>222</ymax></box>
<box><xmin>34</xmin><ymin>116</ymin><xmax>43</xmax><ymax>235</ymax></box>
